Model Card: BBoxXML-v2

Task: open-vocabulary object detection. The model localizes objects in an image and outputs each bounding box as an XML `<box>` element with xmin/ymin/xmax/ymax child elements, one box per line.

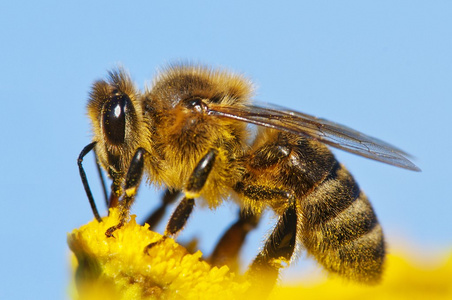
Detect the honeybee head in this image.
<box><xmin>87</xmin><ymin>69</ymin><xmax>144</xmax><ymax>174</ymax></box>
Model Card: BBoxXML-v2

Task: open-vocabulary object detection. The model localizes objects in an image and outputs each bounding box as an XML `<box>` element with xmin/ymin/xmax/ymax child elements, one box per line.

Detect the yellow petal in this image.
<box><xmin>68</xmin><ymin>208</ymin><xmax>250</xmax><ymax>300</ymax></box>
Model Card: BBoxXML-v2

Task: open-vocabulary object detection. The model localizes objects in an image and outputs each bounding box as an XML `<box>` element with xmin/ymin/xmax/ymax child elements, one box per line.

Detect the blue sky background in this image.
<box><xmin>1</xmin><ymin>1</ymin><xmax>451</xmax><ymax>299</ymax></box>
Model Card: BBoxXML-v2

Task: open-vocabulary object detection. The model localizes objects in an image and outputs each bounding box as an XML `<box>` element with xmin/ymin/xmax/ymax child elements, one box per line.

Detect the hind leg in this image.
<box><xmin>209</xmin><ymin>209</ymin><xmax>260</xmax><ymax>271</ymax></box>
<box><xmin>143</xmin><ymin>189</ymin><xmax>180</xmax><ymax>230</ymax></box>
<box><xmin>247</xmin><ymin>201</ymin><xmax>297</xmax><ymax>295</ymax></box>
<box><xmin>232</xmin><ymin>179</ymin><xmax>298</xmax><ymax>294</ymax></box>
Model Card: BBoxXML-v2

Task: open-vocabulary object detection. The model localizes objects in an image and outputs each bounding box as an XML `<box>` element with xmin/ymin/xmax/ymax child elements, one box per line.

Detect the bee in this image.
<box><xmin>78</xmin><ymin>64</ymin><xmax>419</xmax><ymax>293</ymax></box>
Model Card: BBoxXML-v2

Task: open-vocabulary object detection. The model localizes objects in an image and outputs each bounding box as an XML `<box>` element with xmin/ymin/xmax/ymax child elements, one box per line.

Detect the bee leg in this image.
<box><xmin>93</xmin><ymin>147</ymin><xmax>121</xmax><ymax>211</ymax></box>
<box><xmin>209</xmin><ymin>209</ymin><xmax>260</xmax><ymax>271</ymax></box>
<box><xmin>234</xmin><ymin>182</ymin><xmax>297</xmax><ymax>295</ymax></box>
<box><xmin>145</xmin><ymin>149</ymin><xmax>216</xmax><ymax>252</ymax></box>
<box><xmin>105</xmin><ymin>170</ymin><xmax>126</xmax><ymax>210</ymax></box>
<box><xmin>105</xmin><ymin>148</ymin><xmax>146</xmax><ymax>237</ymax></box>
<box><xmin>250</xmin><ymin>203</ymin><xmax>297</xmax><ymax>267</ymax></box>
<box><xmin>78</xmin><ymin>142</ymin><xmax>102</xmax><ymax>223</ymax></box>
<box><xmin>145</xmin><ymin>195</ymin><xmax>195</xmax><ymax>252</ymax></box>
<box><xmin>166</xmin><ymin>148</ymin><xmax>216</xmax><ymax>235</ymax></box>
<box><xmin>93</xmin><ymin>148</ymin><xmax>109</xmax><ymax>208</ymax></box>
<box><xmin>247</xmin><ymin>201</ymin><xmax>297</xmax><ymax>295</ymax></box>
<box><xmin>143</xmin><ymin>189</ymin><xmax>181</xmax><ymax>230</ymax></box>
<box><xmin>184</xmin><ymin>149</ymin><xmax>217</xmax><ymax>199</ymax></box>
<box><xmin>163</xmin><ymin>196</ymin><xmax>195</xmax><ymax>237</ymax></box>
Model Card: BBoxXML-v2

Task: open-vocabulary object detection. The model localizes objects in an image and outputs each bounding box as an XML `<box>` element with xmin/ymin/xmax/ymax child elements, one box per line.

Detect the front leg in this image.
<box><xmin>146</xmin><ymin>149</ymin><xmax>217</xmax><ymax>250</ymax></box>
<box><xmin>105</xmin><ymin>148</ymin><xmax>146</xmax><ymax>237</ymax></box>
<box><xmin>78</xmin><ymin>142</ymin><xmax>102</xmax><ymax>222</ymax></box>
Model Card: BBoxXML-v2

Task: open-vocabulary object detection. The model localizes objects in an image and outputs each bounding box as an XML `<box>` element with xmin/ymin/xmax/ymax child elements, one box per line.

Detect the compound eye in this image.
<box><xmin>102</xmin><ymin>93</ymin><xmax>130</xmax><ymax>145</ymax></box>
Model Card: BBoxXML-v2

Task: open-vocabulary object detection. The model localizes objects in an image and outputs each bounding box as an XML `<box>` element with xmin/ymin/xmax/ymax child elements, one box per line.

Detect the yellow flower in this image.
<box><xmin>269</xmin><ymin>250</ymin><xmax>452</xmax><ymax>300</ymax></box>
<box><xmin>69</xmin><ymin>208</ymin><xmax>452</xmax><ymax>299</ymax></box>
<box><xmin>68</xmin><ymin>208</ymin><xmax>250</xmax><ymax>300</ymax></box>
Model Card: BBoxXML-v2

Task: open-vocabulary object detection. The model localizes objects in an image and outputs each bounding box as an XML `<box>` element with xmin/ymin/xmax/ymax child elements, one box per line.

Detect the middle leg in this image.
<box><xmin>145</xmin><ymin>149</ymin><xmax>217</xmax><ymax>251</ymax></box>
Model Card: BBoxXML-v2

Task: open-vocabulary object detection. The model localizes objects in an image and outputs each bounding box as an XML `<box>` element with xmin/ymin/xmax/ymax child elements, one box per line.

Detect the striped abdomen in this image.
<box><xmin>298</xmin><ymin>160</ymin><xmax>385</xmax><ymax>283</ymax></box>
<box><xmin>242</xmin><ymin>129</ymin><xmax>385</xmax><ymax>282</ymax></box>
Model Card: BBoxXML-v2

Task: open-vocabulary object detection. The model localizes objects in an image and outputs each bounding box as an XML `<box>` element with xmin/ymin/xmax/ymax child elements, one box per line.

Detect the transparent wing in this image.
<box><xmin>209</xmin><ymin>102</ymin><xmax>420</xmax><ymax>171</ymax></box>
